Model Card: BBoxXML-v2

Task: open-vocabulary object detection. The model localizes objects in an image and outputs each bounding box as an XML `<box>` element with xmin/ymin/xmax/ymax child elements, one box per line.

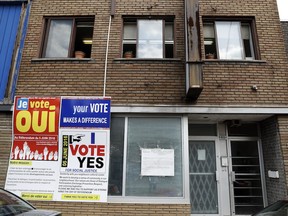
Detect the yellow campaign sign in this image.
<box><xmin>61</xmin><ymin>194</ymin><xmax>100</xmax><ymax>201</ymax></box>
<box><xmin>10</xmin><ymin>160</ymin><xmax>32</xmax><ymax>166</ymax></box>
<box><xmin>21</xmin><ymin>193</ymin><xmax>53</xmax><ymax>201</ymax></box>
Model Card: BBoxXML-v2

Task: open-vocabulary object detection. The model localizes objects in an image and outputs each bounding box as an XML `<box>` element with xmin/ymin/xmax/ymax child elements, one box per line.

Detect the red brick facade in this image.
<box><xmin>1</xmin><ymin>0</ymin><xmax>288</xmax><ymax>215</ymax></box>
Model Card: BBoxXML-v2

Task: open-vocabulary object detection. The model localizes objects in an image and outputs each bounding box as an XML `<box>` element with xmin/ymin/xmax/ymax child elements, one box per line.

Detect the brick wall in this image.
<box><xmin>281</xmin><ymin>21</ymin><xmax>288</xmax><ymax>56</ymax></box>
<box><xmin>4</xmin><ymin>0</ymin><xmax>288</xmax><ymax>214</ymax></box>
<box><xmin>277</xmin><ymin>115</ymin><xmax>288</xmax><ymax>197</ymax></box>
<box><xmin>198</xmin><ymin>0</ymin><xmax>288</xmax><ymax>105</ymax></box>
<box><xmin>30</xmin><ymin>202</ymin><xmax>190</xmax><ymax>216</ymax></box>
<box><xmin>260</xmin><ymin>116</ymin><xmax>287</xmax><ymax>204</ymax></box>
<box><xmin>17</xmin><ymin>0</ymin><xmax>288</xmax><ymax>106</ymax></box>
<box><xmin>0</xmin><ymin>112</ymin><xmax>12</xmax><ymax>187</ymax></box>
<box><xmin>16</xmin><ymin>0</ymin><xmax>186</xmax><ymax>105</ymax></box>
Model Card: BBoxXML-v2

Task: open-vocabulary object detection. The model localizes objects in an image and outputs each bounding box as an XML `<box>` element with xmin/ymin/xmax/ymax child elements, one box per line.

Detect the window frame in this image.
<box><xmin>40</xmin><ymin>16</ymin><xmax>94</xmax><ymax>58</ymax></box>
<box><xmin>108</xmin><ymin>115</ymin><xmax>190</xmax><ymax>204</ymax></box>
<box><xmin>121</xmin><ymin>16</ymin><xmax>175</xmax><ymax>59</ymax></box>
<box><xmin>202</xmin><ymin>17</ymin><xmax>260</xmax><ymax>60</ymax></box>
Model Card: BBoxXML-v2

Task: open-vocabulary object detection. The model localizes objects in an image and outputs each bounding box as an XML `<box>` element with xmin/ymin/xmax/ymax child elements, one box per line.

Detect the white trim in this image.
<box><xmin>111</xmin><ymin>105</ymin><xmax>288</xmax><ymax>114</ymax></box>
<box><xmin>108</xmin><ymin>196</ymin><xmax>190</xmax><ymax>204</ymax></box>
<box><xmin>4</xmin><ymin>104</ymin><xmax>288</xmax><ymax>114</ymax></box>
<box><xmin>122</xmin><ymin>117</ymin><xmax>128</xmax><ymax>196</ymax></box>
<box><xmin>183</xmin><ymin>116</ymin><xmax>191</xmax><ymax>204</ymax></box>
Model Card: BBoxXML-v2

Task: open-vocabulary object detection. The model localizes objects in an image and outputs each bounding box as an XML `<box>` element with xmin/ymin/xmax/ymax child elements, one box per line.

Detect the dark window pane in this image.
<box><xmin>204</xmin><ymin>23</ymin><xmax>217</xmax><ymax>59</ymax></box>
<box><xmin>228</xmin><ymin>123</ymin><xmax>258</xmax><ymax>136</ymax></box>
<box><xmin>189</xmin><ymin>124</ymin><xmax>217</xmax><ymax>136</ymax></box>
<box><xmin>108</xmin><ymin>117</ymin><xmax>125</xmax><ymax>196</ymax></box>
<box><xmin>123</xmin><ymin>44</ymin><xmax>136</xmax><ymax>58</ymax></box>
<box><xmin>165</xmin><ymin>44</ymin><xmax>173</xmax><ymax>58</ymax></box>
<box><xmin>74</xmin><ymin>21</ymin><xmax>93</xmax><ymax>58</ymax></box>
<box><xmin>243</xmin><ymin>39</ymin><xmax>252</xmax><ymax>57</ymax></box>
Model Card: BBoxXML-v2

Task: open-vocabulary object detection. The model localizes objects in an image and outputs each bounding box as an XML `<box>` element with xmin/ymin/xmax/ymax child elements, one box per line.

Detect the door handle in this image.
<box><xmin>215</xmin><ymin>171</ymin><xmax>219</xmax><ymax>182</ymax></box>
<box><xmin>231</xmin><ymin>171</ymin><xmax>236</xmax><ymax>182</ymax></box>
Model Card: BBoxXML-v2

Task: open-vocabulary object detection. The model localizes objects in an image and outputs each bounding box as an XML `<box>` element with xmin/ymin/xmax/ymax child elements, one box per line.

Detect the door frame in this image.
<box><xmin>189</xmin><ymin>135</ymin><xmax>227</xmax><ymax>216</ymax></box>
<box><xmin>227</xmin><ymin>137</ymin><xmax>267</xmax><ymax>216</ymax></box>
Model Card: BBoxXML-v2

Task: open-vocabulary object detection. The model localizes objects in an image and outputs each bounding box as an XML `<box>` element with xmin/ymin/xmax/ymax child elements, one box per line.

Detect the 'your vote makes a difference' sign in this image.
<box><xmin>60</xmin><ymin>98</ymin><xmax>111</xmax><ymax>128</ymax></box>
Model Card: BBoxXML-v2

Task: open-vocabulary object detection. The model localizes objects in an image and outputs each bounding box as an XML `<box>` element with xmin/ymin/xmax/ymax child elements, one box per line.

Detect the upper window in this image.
<box><xmin>204</xmin><ymin>20</ymin><xmax>257</xmax><ymax>60</ymax></box>
<box><xmin>122</xmin><ymin>18</ymin><xmax>174</xmax><ymax>58</ymax></box>
<box><xmin>41</xmin><ymin>17</ymin><xmax>94</xmax><ymax>58</ymax></box>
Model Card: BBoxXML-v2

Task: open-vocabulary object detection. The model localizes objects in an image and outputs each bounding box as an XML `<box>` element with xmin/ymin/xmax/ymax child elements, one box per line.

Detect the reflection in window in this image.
<box><xmin>42</xmin><ymin>17</ymin><xmax>94</xmax><ymax>58</ymax></box>
<box><xmin>122</xmin><ymin>18</ymin><xmax>174</xmax><ymax>58</ymax></box>
<box><xmin>108</xmin><ymin>117</ymin><xmax>184</xmax><ymax>198</ymax></box>
<box><xmin>126</xmin><ymin>117</ymin><xmax>183</xmax><ymax>197</ymax></box>
<box><xmin>138</xmin><ymin>20</ymin><xmax>163</xmax><ymax>58</ymax></box>
<box><xmin>204</xmin><ymin>20</ymin><xmax>255</xmax><ymax>60</ymax></box>
<box><xmin>216</xmin><ymin>21</ymin><xmax>243</xmax><ymax>59</ymax></box>
<box><xmin>44</xmin><ymin>20</ymin><xmax>72</xmax><ymax>57</ymax></box>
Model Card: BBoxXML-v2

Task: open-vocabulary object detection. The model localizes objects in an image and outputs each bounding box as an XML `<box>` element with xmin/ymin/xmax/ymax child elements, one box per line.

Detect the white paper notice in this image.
<box><xmin>141</xmin><ymin>148</ymin><xmax>174</xmax><ymax>176</ymax></box>
<box><xmin>198</xmin><ymin>149</ymin><xmax>206</xmax><ymax>161</ymax></box>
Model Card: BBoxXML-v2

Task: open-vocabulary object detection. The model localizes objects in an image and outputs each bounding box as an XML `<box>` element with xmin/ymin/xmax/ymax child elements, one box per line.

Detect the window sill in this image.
<box><xmin>108</xmin><ymin>196</ymin><xmax>190</xmax><ymax>204</ymax></box>
<box><xmin>0</xmin><ymin>103</ymin><xmax>13</xmax><ymax>111</ymax></box>
<box><xmin>113</xmin><ymin>58</ymin><xmax>182</xmax><ymax>63</ymax></box>
<box><xmin>31</xmin><ymin>58</ymin><xmax>96</xmax><ymax>63</ymax></box>
<box><xmin>203</xmin><ymin>59</ymin><xmax>267</xmax><ymax>64</ymax></box>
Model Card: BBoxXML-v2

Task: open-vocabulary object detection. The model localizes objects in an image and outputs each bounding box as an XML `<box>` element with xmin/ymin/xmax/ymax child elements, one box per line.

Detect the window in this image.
<box><xmin>41</xmin><ymin>17</ymin><xmax>94</xmax><ymax>58</ymax></box>
<box><xmin>188</xmin><ymin>124</ymin><xmax>217</xmax><ymax>136</ymax></box>
<box><xmin>228</xmin><ymin>123</ymin><xmax>259</xmax><ymax>137</ymax></box>
<box><xmin>204</xmin><ymin>20</ymin><xmax>256</xmax><ymax>60</ymax></box>
<box><xmin>109</xmin><ymin>117</ymin><xmax>183</xmax><ymax>198</ymax></box>
<box><xmin>122</xmin><ymin>18</ymin><xmax>174</xmax><ymax>58</ymax></box>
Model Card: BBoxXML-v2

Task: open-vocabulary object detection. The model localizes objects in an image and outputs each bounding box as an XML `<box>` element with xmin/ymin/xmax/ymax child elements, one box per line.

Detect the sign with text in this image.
<box><xmin>57</xmin><ymin>129</ymin><xmax>110</xmax><ymax>202</ymax></box>
<box><xmin>5</xmin><ymin>96</ymin><xmax>111</xmax><ymax>203</ymax></box>
<box><xmin>60</xmin><ymin>98</ymin><xmax>110</xmax><ymax>128</ymax></box>
<box><xmin>141</xmin><ymin>148</ymin><xmax>175</xmax><ymax>176</ymax></box>
<box><xmin>12</xmin><ymin>97</ymin><xmax>60</xmax><ymax>161</ymax></box>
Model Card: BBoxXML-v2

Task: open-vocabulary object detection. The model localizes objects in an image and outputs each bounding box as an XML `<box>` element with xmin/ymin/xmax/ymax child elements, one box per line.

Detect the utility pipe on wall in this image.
<box><xmin>103</xmin><ymin>0</ymin><xmax>115</xmax><ymax>97</ymax></box>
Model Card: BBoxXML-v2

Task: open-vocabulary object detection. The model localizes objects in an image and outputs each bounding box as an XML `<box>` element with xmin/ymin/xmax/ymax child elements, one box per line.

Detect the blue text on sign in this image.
<box><xmin>16</xmin><ymin>98</ymin><xmax>29</xmax><ymax>110</ymax></box>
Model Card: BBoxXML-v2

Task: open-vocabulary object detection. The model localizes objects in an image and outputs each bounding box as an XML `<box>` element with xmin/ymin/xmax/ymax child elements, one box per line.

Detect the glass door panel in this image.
<box><xmin>230</xmin><ymin>141</ymin><xmax>264</xmax><ymax>215</ymax></box>
<box><xmin>189</xmin><ymin>141</ymin><xmax>218</xmax><ymax>214</ymax></box>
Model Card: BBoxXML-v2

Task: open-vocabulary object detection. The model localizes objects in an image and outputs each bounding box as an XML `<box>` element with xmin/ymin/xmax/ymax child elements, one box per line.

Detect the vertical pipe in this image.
<box><xmin>103</xmin><ymin>15</ymin><xmax>112</xmax><ymax>97</ymax></box>
<box><xmin>103</xmin><ymin>0</ymin><xmax>115</xmax><ymax>97</ymax></box>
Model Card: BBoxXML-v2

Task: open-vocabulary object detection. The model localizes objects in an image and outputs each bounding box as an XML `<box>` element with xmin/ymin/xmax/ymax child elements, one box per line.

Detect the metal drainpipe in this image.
<box><xmin>103</xmin><ymin>0</ymin><xmax>115</xmax><ymax>97</ymax></box>
<box><xmin>103</xmin><ymin>15</ymin><xmax>112</xmax><ymax>97</ymax></box>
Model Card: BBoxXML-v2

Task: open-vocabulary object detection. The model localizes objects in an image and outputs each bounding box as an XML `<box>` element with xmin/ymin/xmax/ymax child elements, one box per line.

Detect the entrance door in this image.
<box><xmin>228</xmin><ymin>140</ymin><xmax>265</xmax><ymax>215</ymax></box>
<box><xmin>189</xmin><ymin>140</ymin><xmax>219</xmax><ymax>215</ymax></box>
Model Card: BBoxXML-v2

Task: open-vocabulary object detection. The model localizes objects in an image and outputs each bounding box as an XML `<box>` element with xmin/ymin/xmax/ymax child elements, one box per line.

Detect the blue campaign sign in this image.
<box><xmin>60</xmin><ymin>97</ymin><xmax>111</xmax><ymax>128</ymax></box>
